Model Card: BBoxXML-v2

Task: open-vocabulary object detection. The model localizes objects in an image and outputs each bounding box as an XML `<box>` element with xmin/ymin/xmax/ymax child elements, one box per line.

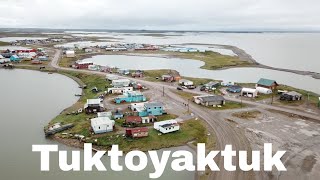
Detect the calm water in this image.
<box><xmin>82</xmin><ymin>55</ymin><xmax>320</xmax><ymax>94</ymax></box>
<box><xmin>0</xmin><ymin>69</ymin><xmax>195</xmax><ymax>180</ymax></box>
<box><xmin>69</xmin><ymin>32</ymin><xmax>320</xmax><ymax>73</ymax></box>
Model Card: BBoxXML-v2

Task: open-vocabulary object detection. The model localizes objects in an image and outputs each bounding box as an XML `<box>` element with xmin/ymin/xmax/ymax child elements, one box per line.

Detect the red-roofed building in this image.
<box><xmin>125</xmin><ymin>116</ymin><xmax>142</xmax><ymax>124</ymax></box>
<box><xmin>126</xmin><ymin>127</ymin><xmax>149</xmax><ymax>138</ymax></box>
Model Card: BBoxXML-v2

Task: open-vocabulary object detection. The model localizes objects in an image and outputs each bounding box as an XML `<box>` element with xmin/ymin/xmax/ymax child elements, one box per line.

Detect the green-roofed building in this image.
<box><xmin>256</xmin><ymin>78</ymin><xmax>279</xmax><ymax>90</ymax></box>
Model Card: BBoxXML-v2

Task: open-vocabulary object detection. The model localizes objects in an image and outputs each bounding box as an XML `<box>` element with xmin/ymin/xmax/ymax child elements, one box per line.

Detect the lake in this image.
<box><xmin>0</xmin><ymin>69</ymin><xmax>195</xmax><ymax>180</ymax></box>
<box><xmin>69</xmin><ymin>31</ymin><xmax>320</xmax><ymax>73</ymax></box>
<box><xmin>81</xmin><ymin>54</ymin><xmax>320</xmax><ymax>94</ymax></box>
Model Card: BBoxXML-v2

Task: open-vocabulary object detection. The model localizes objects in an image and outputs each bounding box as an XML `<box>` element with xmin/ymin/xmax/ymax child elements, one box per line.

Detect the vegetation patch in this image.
<box><xmin>232</xmin><ymin>110</ymin><xmax>261</xmax><ymax>119</ymax></box>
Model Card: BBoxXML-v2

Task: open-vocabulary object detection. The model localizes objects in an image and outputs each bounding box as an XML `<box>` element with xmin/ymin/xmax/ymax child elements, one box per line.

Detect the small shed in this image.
<box><xmin>241</xmin><ymin>88</ymin><xmax>258</xmax><ymax>98</ymax></box>
<box><xmin>280</xmin><ymin>91</ymin><xmax>302</xmax><ymax>101</ymax></box>
<box><xmin>91</xmin><ymin>117</ymin><xmax>115</xmax><ymax>134</ymax></box>
<box><xmin>126</xmin><ymin>127</ymin><xmax>149</xmax><ymax>138</ymax></box>
<box><xmin>256</xmin><ymin>78</ymin><xmax>278</xmax><ymax>90</ymax></box>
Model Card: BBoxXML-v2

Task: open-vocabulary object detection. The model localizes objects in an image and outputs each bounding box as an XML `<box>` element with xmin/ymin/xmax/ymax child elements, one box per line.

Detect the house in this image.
<box><xmin>144</xmin><ymin>102</ymin><xmax>164</xmax><ymax>116</ymax></box>
<box><xmin>74</xmin><ymin>61</ymin><xmax>93</xmax><ymax>69</ymax></box>
<box><xmin>227</xmin><ymin>85</ymin><xmax>243</xmax><ymax>93</ymax></box>
<box><xmin>161</xmin><ymin>71</ymin><xmax>181</xmax><ymax>82</ymax></box>
<box><xmin>280</xmin><ymin>91</ymin><xmax>302</xmax><ymax>101</ymax></box>
<box><xmin>256</xmin><ymin>78</ymin><xmax>278</xmax><ymax>90</ymax></box>
<box><xmin>10</xmin><ymin>55</ymin><xmax>21</xmax><ymax>62</ymax></box>
<box><xmin>179</xmin><ymin>79</ymin><xmax>194</xmax><ymax>86</ymax></box>
<box><xmin>141</xmin><ymin>115</ymin><xmax>157</xmax><ymax>124</ymax></box>
<box><xmin>194</xmin><ymin>95</ymin><xmax>225</xmax><ymax>106</ymax></box>
<box><xmin>154</xmin><ymin>120</ymin><xmax>180</xmax><ymax>134</ymax></box>
<box><xmin>84</xmin><ymin>99</ymin><xmax>104</xmax><ymax>114</ymax></box>
<box><xmin>162</xmin><ymin>75</ymin><xmax>174</xmax><ymax>82</ymax></box>
<box><xmin>241</xmin><ymin>88</ymin><xmax>258</xmax><ymax>98</ymax></box>
<box><xmin>125</xmin><ymin>116</ymin><xmax>142</xmax><ymax>125</ymax></box>
<box><xmin>114</xmin><ymin>91</ymin><xmax>146</xmax><ymax>104</ymax></box>
<box><xmin>97</xmin><ymin>111</ymin><xmax>112</xmax><ymax>119</ymax></box>
<box><xmin>66</xmin><ymin>50</ymin><xmax>75</xmax><ymax>58</ymax></box>
<box><xmin>221</xmin><ymin>81</ymin><xmax>235</xmax><ymax>87</ymax></box>
<box><xmin>256</xmin><ymin>87</ymin><xmax>273</xmax><ymax>94</ymax></box>
<box><xmin>91</xmin><ymin>117</ymin><xmax>115</xmax><ymax>134</ymax></box>
<box><xmin>126</xmin><ymin>127</ymin><xmax>149</xmax><ymax>138</ymax></box>
<box><xmin>107</xmin><ymin>87</ymin><xmax>133</xmax><ymax>94</ymax></box>
<box><xmin>112</xmin><ymin>79</ymin><xmax>131</xmax><ymax>88</ymax></box>
<box><xmin>18</xmin><ymin>52</ymin><xmax>34</xmax><ymax>60</ymax></box>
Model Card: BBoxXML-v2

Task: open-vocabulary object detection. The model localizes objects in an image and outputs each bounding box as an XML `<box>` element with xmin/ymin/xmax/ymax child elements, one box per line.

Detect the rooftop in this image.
<box><xmin>198</xmin><ymin>95</ymin><xmax>225</xmax><ymax>102</ymax></box>
<box><xmin>257</xmin><ymin>78</ymin><xmax>278</xmax><ymax>87</ymax></box>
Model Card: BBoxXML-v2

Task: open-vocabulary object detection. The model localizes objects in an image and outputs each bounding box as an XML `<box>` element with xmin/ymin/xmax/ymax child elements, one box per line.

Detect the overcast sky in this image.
<box><xmin>0</xmin><ymin>0</ymin><xmax>319</xmax><ymax>30</ymax></box>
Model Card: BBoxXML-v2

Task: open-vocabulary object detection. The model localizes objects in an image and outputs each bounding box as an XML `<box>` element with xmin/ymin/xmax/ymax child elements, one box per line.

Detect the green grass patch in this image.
<box><xmin>0</xmin><ymin>41</ymin><xmax>10</xmax><ymax>46</ymax></box>
<box><xmin>94</xmin><ymin>119</ymin><xmax>208</xmax><ymax>152</ymax></box>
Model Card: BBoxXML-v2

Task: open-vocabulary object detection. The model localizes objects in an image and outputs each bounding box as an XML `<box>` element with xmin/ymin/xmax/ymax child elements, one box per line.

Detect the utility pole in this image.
<box><xmin>162</xmin><ymin>86</ymin><xmax>165</xmax><ymax>97</ymax></box>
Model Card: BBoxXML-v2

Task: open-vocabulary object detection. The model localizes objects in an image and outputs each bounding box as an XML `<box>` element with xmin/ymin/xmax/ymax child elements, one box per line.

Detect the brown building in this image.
<box><xmin>126</xmin><ymin>127</ymin><xmax>149</xmax><ymax>138</ymax></box>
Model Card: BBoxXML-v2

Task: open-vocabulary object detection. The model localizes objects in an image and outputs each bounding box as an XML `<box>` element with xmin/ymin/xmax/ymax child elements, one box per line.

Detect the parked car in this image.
<box><xmin>177</xmin><ymin>87</ymin><xmax>183</xmax><ymax>91</ymax></box>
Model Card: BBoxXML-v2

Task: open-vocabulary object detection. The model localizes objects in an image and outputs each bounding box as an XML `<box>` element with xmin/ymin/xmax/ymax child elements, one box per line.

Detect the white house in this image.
<box><xmin>179</xmin><ymin>79</ymin><xmax>194</xmax><ymax>86</ymax></box>
<box><xmin>112</xmin><ymin>79</ymin><xmax>131</xmax><ymax>88</ymax></box>
<box><xmin>241</xmin><ymin>88</ymin><xmax>258</xmax><ymax>98</ymax></box>
<box><xmin>154</xmin><ymin>120</ymin><xmax>178</xmax><ymax>130</ymax></box>
<box><xmin>91</xmin><ymin>117</ymin><xmax>115</xmax><ymax>134</ymax></box>
<box><xmin>154</xmin><ymin>120</ymin><xmax>180</xmax><ymax>134</ymax></box>
<box><xmin>256</xmin><ymin>87</ymin><xmax>273</xmax><ymax>94</ymax></box>
<box><xmin>66</xmin><ymin>50</ymin><xmax>75</xmax><ymax>58</ymax></box>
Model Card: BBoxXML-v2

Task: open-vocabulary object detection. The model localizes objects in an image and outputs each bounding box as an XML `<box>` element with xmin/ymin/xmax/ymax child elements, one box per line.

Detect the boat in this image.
<box><xmin>44</xmin><ymin>123</ymin><xmax>74</xmax><ymax>137</ymax></box>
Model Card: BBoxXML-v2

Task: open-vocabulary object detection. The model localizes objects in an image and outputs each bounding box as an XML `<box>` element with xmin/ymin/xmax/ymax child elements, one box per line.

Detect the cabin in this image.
<box><xmin>125</xmin><ymin>116</ymin><xmax>142</xmax><ymax>125</ymax></box>
<box><xmin>84</xmin><ymin>99</ymin><xmax>104</xmax><ymax>114</ymax></box>
<box><xmin>114</xmin><ymin>91</ymin><xmax>146</xmax><ymax>104</ymax></box>
<box><xmin>74</xmin><ymin>61</ymin><xmax>93</xmax><ymax>69</ymax></box>
<box><xmin>227</xmin><ymin>85</ymin><xmax>243</xmax><ymax>93</ymax></box>
<box><xmin>154</xmin><ymin>120</ymin><xmax>180</xmax><ymax>134</ymax></box>
<box><xmin>280</xmin><ymin>91</ymin><xmax>302</xmax><ymax>101</ymax></box>
<box><xmin>161</xmin><ymin>71</ymin><xmax>181</xmax><ymax>82</ymax></box>
<box><xmin>241</xmin><ymin>88</ymin><xmax>258</xmax><ymax>98</ymax></box>
<box><xmin>256</xmin><ymin>78</ymin><xmax>278</xmax><ymax>90</ymax></box>
<box><xmin>107</xmin><ymin>87</ymin><xmax>133</xmax><ymax>94</ymax></box>
<box><xmin>194</xmin><ymin>95</ymin><xmax>225</xmax><ymax>106</ymax></box>
<box><xmin>66</xmin><ymin>50</ymin><xmax>75</xmax><ymax>58</ymax></box>
<box><xmin>179</xmin><ymin>79</ymin><xmax>194</xmax><ymax>86</ymax></box>
<box><xmin>10</xmin><ymin>55</ymin><xmax>21</xmax><ymax>62</ymax></box>
<box><xmin>126</xmin><ymin>127</ymin><xmax>149</xmax><ymax>138</ymax></box>
<box><xmin>112</xmin><ymin>79</ymin><xmax>131</xmax><ymax>88</ymax></box>
<box><xmin>91</xmin><ymin>117</ymin><xmax>115</xmax><ymax>134</ymax></box>
<box><xmin>256</xmin><ymin>87</ymin><xmax>273</xmax><ymax>94</ymax></box>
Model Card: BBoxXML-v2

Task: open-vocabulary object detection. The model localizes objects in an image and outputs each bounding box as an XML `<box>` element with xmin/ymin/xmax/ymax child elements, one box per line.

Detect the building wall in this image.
<box><xmin>159</xmin><ymin>125</ymin><xmax>180</xmax><ymax>134</ymax></box>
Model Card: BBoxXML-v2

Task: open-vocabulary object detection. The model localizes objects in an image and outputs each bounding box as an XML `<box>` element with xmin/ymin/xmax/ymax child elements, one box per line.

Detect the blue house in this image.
<box><xmin>10</xmin><ymin>55</ymin><xmax>21</xmax><ymax>62</ymax></box>
<box><xmin>115</xmin><ymin>91</ymin><xmax>146</xmax><ymax>104</ymax></box>
<box><xmin>145</xmin><ymin>102</ymin><xmax>164</xmax><ymax>116</ymax></box>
